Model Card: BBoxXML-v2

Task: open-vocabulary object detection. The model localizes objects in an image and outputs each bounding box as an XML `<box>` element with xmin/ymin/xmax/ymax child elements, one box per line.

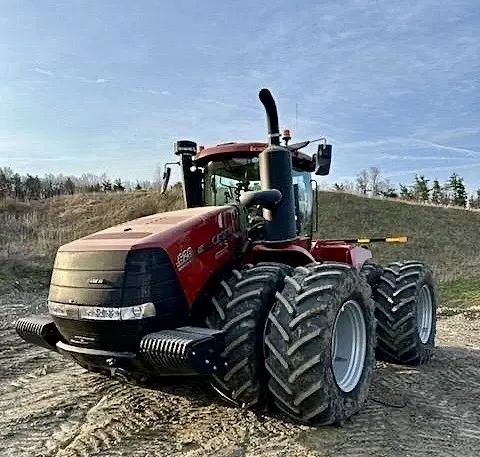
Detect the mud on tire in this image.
<box><xmin>360</xmin><ymin>259</ymin><xmax>384</xmax><ymax>288</ymax></box>
<box><xmin>374</xmin><ymin>260</ymin><xmax>437</xmax><ymax>365</ymax></box>
<box><xmin>264</xmin><ymin>262</ymin><xmax>376</xmax><ymax>425</ymax></box>
<box><xmin>205</xmin><ymin>262</ymin><xmax>293</xmax><ymax>408</ymax></box>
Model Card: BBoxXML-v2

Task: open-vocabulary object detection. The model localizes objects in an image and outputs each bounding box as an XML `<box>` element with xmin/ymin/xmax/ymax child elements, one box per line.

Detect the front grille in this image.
<box><xmin>49</xmin><ymin>248</ymin><xmax>189</xmax><ymax>351</ymax></box>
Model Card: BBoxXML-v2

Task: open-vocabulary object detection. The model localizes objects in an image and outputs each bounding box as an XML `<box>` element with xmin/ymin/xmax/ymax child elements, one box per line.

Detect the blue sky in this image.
<box><xmin>1</xmin><ymin>0</ymin><xmax>479</xmax><ymax>191</ymax></box>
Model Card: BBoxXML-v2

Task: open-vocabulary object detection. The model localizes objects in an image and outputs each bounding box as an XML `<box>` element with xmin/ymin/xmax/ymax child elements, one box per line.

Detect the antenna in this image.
<box><xmin>295</xmin><ymin>103</ymin><xmax>298</xmax><ymax>132</ymax></box>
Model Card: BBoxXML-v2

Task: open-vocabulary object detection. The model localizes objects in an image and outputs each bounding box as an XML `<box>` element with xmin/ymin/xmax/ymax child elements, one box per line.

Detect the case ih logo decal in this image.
<box><xmin>176</xmin><ymin>247</ymin><xmax>194</xmax><ymax>270</ymax></box>
<box><xmin>196</xmin><ymin>227</ymin><xmax>235</xmax><ymax>257</ymax></box>
<box><xmin>88</xmin><ymin>278</ymin><xmax>106</xmax><ymax>285</ymax></box>
<box><xmin>212</xmin><ymin>227</ymin><xmax>234</xmax><ymax>245</ymax></box>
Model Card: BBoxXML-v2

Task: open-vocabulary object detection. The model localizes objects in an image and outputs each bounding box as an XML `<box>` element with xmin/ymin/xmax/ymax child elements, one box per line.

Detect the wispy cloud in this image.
<box><xmin>29</xmin><ymin>67</ymin><xmax>171</xmax><ymax>95</ymax></box>
<box><xmin>338</xmin><ymin>136</ymin><xmax>480</xmax><ymax>167</ymax></box>
<box><xmin>133</xmin><ymin>88</ymin><xmax>171</xmax><ymax>96</ymax></box>
<box><xmin>369</xmin><ymin>154</ymin><xmax>475</xmax><ymax>162</ymax></box>
<box><xmin>410</xmin><ymin>139</ymin><xmax>480</xmax><ymax>158</ymax></box>
<box><xmin>412</xmin><ymin>126</ymin><xmax>480</xmax><ymax>142</ymax></box>
<box><xmin>1</xmin><ymin>0</ymin><xmax>477</xmax><ymax>184</ymax></box>
<box><xmin>337</xmin><ymin>161</ymin><xmax>480</xmax><ymax>183</ymax></box>
<box><xmin>32</xmin><ymin>67</ymin><xmax>53</xmax><ymax>76</ymax></box>
<box><xmin>78</xmin><ymin>76</ymin><xmax>107</xmax><ymax>84</ymax></box>
<box><xmin>383</xmin><ymin>162</ymin><xmax>480</xmax><ymax>179</ymax></box>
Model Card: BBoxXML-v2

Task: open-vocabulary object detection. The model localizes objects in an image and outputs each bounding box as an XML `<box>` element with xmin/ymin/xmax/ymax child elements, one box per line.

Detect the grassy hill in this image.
<box><xmin>1</xmin><ymin>189</ymin><xmax>479</xmax><ymax>308</ymax></box>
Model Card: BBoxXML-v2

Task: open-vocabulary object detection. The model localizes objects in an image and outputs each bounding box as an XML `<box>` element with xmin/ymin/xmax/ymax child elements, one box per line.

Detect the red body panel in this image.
<box><xmin>246</xmin><ymin>242</ymin><xmax>315</xmax><ymax>267</ymax></box>
<box><xmin>310</xmin><ymin>240</ymin><xmax>373</xmax><ymax>269</ymax></box>
<box><xmin>244</xmin><ymin>237</ymin><xmax>372</xmax><ymax>270</ymax></box>
<box><xmin>140</xmin><ymin>207</ymin><xmax>244</xmax><ymax>306</ymax></box>
<box><xmin>58</xmin><ymin>206</ymin><xmax>245</xmax><ymax>306</ymax></box>
<box><xmin>310</xmin><ymin>242</ymin><xmax>353</xmax><ymax>264</ymax></box>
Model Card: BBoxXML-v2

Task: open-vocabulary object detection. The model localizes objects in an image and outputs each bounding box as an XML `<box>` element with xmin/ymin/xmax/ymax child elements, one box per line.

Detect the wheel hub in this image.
<box><xmin>417</xmin><ymin>284</ymin><xmax>433</xmax><ymax>344</ymax></box>
<box><xmin>331</xmin><ymin>300</ymin><xmax>367</xmax><ymax>393</ymax></box>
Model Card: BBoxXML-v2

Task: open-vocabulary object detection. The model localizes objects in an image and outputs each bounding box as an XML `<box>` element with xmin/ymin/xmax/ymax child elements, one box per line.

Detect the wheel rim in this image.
<box><xmin>417</xmin><ymin>284</ymin><xmax>433</xmax><ymax>344</ymax></box>
<box><xmin>331</xmin><ymin>300</ymin><xmax>367</xmax><ymax>393</ymax></box>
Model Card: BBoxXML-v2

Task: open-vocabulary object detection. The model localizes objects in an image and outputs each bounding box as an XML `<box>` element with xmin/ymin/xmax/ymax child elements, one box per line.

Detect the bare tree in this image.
<box><xmin>356</xmin><ymin>170</ymin><xmax>369</xmax><ymax>195</ymax></box>
<box><xmin>152</xmin><ymin>164</ymin><xmax>164</xmax><ymax>190</ymax></box>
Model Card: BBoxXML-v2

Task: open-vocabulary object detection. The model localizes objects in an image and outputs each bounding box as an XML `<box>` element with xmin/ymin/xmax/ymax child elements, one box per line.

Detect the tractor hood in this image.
<box><xmin>59</xmin><ymin>206</ymin><xmax>234</xmax><ymax>252</ymax></box>
<box><xmin>52</xmin><ymin>205</ymin><xmax>245</xmax><ymax>307</ymax></box>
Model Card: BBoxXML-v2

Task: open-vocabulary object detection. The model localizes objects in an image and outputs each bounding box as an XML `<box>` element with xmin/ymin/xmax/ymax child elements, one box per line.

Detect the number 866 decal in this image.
<box><xmin>176</xmin><ymin>247</ymin><xmax>194</xmax><ymax>270</ymax></box>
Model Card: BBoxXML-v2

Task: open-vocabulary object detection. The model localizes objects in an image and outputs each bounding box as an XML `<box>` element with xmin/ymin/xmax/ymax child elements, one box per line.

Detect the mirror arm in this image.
<box><xmin>161</xmin><ymin>161</ymin><xmax>180</xmax><ymax>193</ymax></box>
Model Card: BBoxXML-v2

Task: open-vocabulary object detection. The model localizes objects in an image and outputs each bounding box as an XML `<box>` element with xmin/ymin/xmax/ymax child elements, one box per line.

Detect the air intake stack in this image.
<box><xmin>174</xmin><ymin>140</ymin><xmax>203</xmax><ymax>208</ymax></box>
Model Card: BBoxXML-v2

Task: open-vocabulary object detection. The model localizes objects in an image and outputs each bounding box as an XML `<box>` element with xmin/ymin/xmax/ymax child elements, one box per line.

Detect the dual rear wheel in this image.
<box><xmin>206</xmin><ymin>261</ymin><xmax>376</xmax><ymax>425</ymax></box>
<box><xmin>205</xmin><ymin>259</ymin><xmax>437</xmax><ymax>425</ymax></box>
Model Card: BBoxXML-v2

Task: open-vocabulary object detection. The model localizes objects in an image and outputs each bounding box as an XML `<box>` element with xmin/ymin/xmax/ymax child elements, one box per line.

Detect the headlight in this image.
<box><xmin>48</xmin><ymin>301</ymin><xmax>156</xmax><ymax>321</ymax></box>
<box><xmin>48</xmin><ymin>302</ymin><xmax>80</xmax><ymax>319</ymax></box>
<box><xmin>121</xmin><ymin>302</ymin><xmax>156</xmax><ymax>320</ymax></box>
<box><xmin>79</xmin><ymin>306</ymin><xmax>122</xmax><ymax>321</ymax></box>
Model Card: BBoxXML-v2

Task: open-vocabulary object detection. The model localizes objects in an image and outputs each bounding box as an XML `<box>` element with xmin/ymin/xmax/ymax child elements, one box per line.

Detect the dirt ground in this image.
<box><xmin>1</xmin><ymin>290</ymin><xmax>479</xmax><ymax>457</ymax></box>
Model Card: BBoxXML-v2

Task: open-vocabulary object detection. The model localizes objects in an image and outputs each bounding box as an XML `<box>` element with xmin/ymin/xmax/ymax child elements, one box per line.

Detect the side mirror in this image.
<box><xmin>161</xmin><ymin>167</ymin><xmax>172</xmax><ymax>193</ymax></box>
<box><xmin>314</xmin><ymin>144</ymin><xmax>332</xmax><ymax>176</ymax></box>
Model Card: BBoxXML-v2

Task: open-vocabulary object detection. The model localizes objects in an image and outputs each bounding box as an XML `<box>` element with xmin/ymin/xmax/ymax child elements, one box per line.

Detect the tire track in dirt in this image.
<box><xmin>299</xmin><ymin>316</ymin><xmax>480</xmax><ymax>457</ymax></box>
<box><xmin>1</xmin><ymin>291</ymin><xmax>480</xmax><ymax>457</ymax></box>
<box><xmin>52</xmin><ymin>385</ymin><xmax>162</xmax><ymax>457</ymax></box>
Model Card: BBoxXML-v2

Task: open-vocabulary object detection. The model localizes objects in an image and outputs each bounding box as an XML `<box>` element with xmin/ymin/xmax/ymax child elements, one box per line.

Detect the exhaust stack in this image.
<box><xmin>257</xmin><ymin>88</ymin><xmax>298</xmax><ymax>243</ymax></box>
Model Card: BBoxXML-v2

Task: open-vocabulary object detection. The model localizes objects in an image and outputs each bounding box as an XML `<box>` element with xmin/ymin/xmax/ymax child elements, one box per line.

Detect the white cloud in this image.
<box><xmin>78</xmin><ymin>76</ymin><xmax>107</xmax><ymax>84</ymax></box>
<box><xmin>382</xmin><ymin>162</ymin><xmax>480</xmax><ymax>178</ymax></box>
<box><xmin>369</xmin><ymin>154</ymin><xmax>473</xmax><ymax>161</ymax></box>
<box><xmin>5</xmin><ymin>0</ymin><xmax>478</xmax><ymax>183</ymax></box>
<box><xmin>410</xmin><ymin>139</ymin><xmax>480</xmax><ymax>158</ymax></box>
<box><xmin>32</xmin><ymin>67</ymin><xmax>53</xmax><ymax>76</ymax></box>
<box><xmin>413</xmin><ymin>127</ymin><xmax>480</xmax><ymax>142</ymax></box>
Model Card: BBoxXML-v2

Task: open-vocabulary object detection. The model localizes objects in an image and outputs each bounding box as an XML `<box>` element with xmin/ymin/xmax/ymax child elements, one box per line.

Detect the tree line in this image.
<box><xmin>0</xmin><ymin>166</ymin><xmax>162</xmax><ymax>201</ymax></box>
<box><xmin>331</xmin><ymin>166</ymin><xmax>480</xmax><ymax>209</ymax></box>
<box><xmin>2</xmin><ymin>164</ymin><xmax>480</xmax><ymax>210</ymax></box>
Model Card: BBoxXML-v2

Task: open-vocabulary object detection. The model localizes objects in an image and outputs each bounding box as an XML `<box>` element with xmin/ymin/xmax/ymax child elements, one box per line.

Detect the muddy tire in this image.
<box><xmin>360</xmin><ymin>259</ymin><xmax>384</xmax><ymax>288</ymax></box>
<box><xmin>264</xmin><ymin>262</ymin><xmax>376</xmax><ymax>425</ymax></box>
<box><xmin>374</xmin><ymin>260</ymin><xmax>437</xmax><ymax>365</ymax></box>
<box><xmin>205</xmin><ymin>262</ymin><xmax>294</xmax><ymax>408</ymax></box>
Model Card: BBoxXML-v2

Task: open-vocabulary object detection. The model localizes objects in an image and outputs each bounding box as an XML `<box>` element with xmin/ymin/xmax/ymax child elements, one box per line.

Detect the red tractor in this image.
<box><xmin>16</xmin><ymin>88</ymin><xmax>437</xmax><ymax>425</ymax></box>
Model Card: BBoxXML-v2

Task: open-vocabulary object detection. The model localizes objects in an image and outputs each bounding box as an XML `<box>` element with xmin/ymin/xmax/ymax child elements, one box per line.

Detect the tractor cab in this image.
<box><xmin>162</xmin><ymin>130</ymin><xmax>332</xmax><ymax>241</ymax></box>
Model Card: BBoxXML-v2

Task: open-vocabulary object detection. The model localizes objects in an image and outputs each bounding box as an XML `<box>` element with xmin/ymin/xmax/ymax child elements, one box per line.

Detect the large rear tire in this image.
<box><xmin>264</xmin><ymin>262</ymin><xmax>376</xmax><ymax>425</ymax></box>
<box><xmin>374</xmin><ymin>260</ymin><xmax>437</xmax><ymax>365</ymax></box>
<box><xmin>205</xmin><ymin>262</ymin><xmax>293</xmax><ymax>408</ymax></box>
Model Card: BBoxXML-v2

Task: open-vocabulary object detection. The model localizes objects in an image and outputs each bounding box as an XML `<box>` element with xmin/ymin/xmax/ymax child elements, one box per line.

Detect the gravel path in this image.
<box><xmin>1</xmin><ymin>290</ymin><xmax>479</xmax><ymax>457</ymax></box>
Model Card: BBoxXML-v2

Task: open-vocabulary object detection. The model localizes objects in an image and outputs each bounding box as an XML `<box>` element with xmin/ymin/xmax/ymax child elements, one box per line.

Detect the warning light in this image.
<box><xmin>282</xmin><ymin>128</ymin><xmax>292</xmax><ymax>146</ymax></box>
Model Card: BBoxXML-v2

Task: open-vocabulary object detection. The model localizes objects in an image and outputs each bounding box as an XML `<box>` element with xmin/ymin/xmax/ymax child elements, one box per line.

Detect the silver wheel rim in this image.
<box><xmin>331</xmin><ymin>300</ymin><xmax>367</xmax><ymax>393</ymax></box>
<box><xmin>417</xmin><ymin>284</ymin><xmax>433</xmax><ymax>344</ymax></box>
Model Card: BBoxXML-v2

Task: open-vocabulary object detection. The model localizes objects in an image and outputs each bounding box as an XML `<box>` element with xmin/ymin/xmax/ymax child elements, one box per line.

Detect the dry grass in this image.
<box><xmin>0</xmin><ymin>188</ymin><xmax>183</xmax><ymax>285</ymax></box>
<box><xmin>1</xmin><ymin>189</ymin><xmax>479</xmax><ymax>306</ymax></box>
<box><xmin>317</xmin><ymin>191</ymin><xmax>480</xmax><ymax>283</ymax></box>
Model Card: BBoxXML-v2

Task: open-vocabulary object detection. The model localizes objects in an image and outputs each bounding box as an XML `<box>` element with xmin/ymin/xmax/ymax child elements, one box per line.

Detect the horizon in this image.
<box><xmin>1</xmin><ymin>1</ymin><xmax>479</xmax><ymax>191</ymax></box>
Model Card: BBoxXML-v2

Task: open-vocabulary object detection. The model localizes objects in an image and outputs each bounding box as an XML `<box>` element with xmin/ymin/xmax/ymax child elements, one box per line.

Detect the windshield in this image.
<box><xmin>203</xmin><ymin>158</ymin><xmax>313</xmax><ymax>236</ymax></box>
<box><xmin>204</xmin><ymin>158</ymin><xmax>261</xmax><ymax>205</ymax></box>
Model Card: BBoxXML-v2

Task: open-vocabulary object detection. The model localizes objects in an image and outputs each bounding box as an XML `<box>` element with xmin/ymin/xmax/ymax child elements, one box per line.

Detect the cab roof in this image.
<box><xmin>193</xmin><ymin>142</ymin><xmax>315</xmax><ymax>172</ymax></box>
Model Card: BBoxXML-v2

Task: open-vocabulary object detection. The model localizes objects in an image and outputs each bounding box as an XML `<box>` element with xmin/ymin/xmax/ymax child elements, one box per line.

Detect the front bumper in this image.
<box><xmin>15</xmin><ymin>315</ymin><xmax>226</xmax><ymax>379</ymax></box>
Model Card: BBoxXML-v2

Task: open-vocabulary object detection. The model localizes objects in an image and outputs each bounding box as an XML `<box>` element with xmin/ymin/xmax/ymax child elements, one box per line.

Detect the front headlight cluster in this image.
<box><xmin>48</xmin><ymin>301</ymin><xmax>156</xmax><ymax>321</ymax></box>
